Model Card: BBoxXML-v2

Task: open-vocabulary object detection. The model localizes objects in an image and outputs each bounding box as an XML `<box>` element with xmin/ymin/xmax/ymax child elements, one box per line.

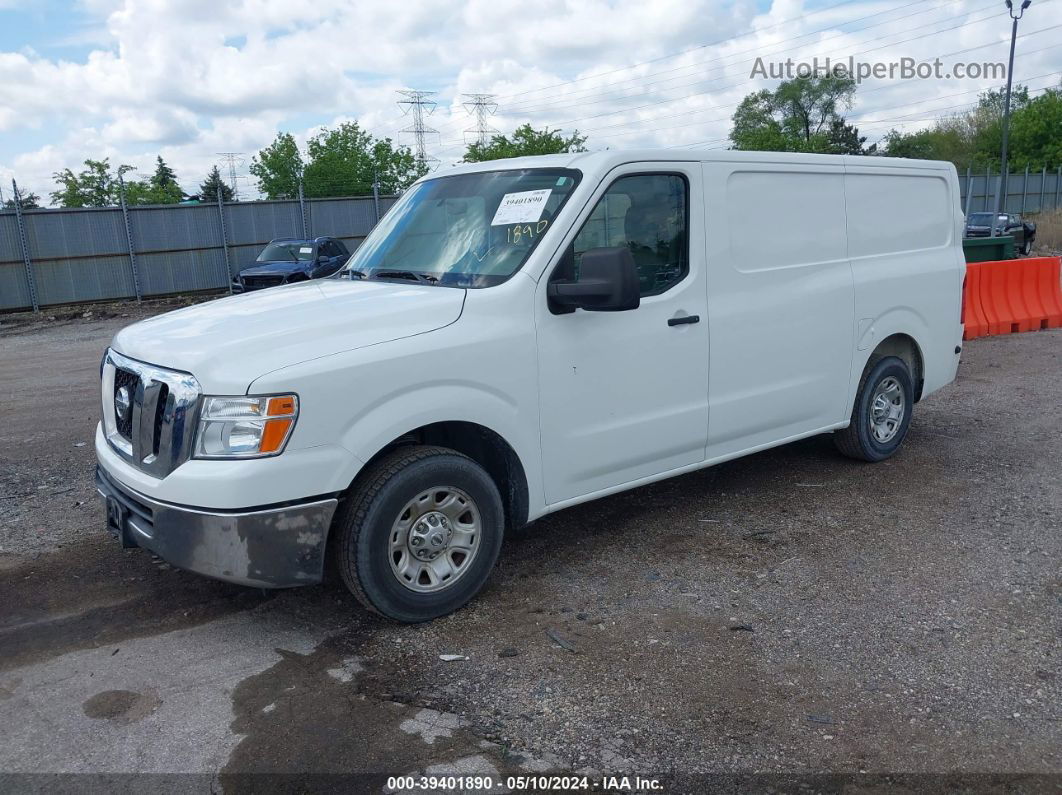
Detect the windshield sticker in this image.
<box><xmin>491</xmin><ymin>189</ymin><xmax>552</xmax><ymax>226</ymax></box>
<box><xmin>506</xmin><ymin>219</ymin><xmax>549</xmax><ymax>244</ymax></box>
<box><xmin>299</xmin><ymin>246</ymin><xmax>313</xmax><ymax>253</ymax></box>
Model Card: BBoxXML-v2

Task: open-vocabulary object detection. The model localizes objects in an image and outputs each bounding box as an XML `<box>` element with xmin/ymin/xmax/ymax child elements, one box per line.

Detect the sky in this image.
<box><xmin>1</xmin><ymin>0</ymin><xmax>1060</xmax><ymax>205</ymax></box>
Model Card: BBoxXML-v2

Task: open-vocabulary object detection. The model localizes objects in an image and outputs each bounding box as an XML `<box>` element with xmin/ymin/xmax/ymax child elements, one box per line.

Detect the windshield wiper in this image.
<box><xmin>346</xmin><ymin>269</ymin><xmax>367</xmax><ymax>280</ymax></box>
<box><xmin>372</xmin><ymin>269</ymin><xmax>439</xmax><ymax>285</ymax></box>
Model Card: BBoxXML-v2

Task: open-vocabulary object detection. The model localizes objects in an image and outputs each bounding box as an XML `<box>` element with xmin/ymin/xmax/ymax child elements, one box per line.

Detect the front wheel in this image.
<box><xmin>1021</xmin><ymin>238</ymin><xmax>1032</xmax><ymax>256</ymax></box>
<box><xmin>834</xmin><ymin>356</ymin><xmax>914</xmax><ymax>462</ymax></box>
<box><xmin>334</xmin><ymin>445</ymin><xmax>504</xmax><ymax>622</ymax></box>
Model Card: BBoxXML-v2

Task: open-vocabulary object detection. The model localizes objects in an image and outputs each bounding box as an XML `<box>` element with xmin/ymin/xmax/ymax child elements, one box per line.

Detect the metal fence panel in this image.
<box><xmin>308</xmin><ymin>196</ymin><xmax>395</xmax><ymax>239</ymax></box>
<box><xmin>0</xmin><ymin>213</ymin><xmax>31</xmax><ymax>310</ymax></box>
<box><xmin>32</xmin><ymin>255</ymin><xmax>134</xmax><ymax>306</ymax></box>
<box><xmin>136</xmin><ymin>248</ymin><xmax>231</xmax><ymax>296</ymax></box>
<box><xmin>19</xmin><ymin>206</ymin><xmax>127</xmax><ymax>261</ymax></box>
<box><xmin>959</xmin><ymin>168</ymin><xmax>1061</xmax><ymax>214</ymax></box>
<box><xmin>130</xmin><ymin>203</ymin><xmax>222</xmax><ymax>251</ymax></box>
<box><xmin>0</xmin><ymin>262</ymin><xmax>32</xmax><ymax>310</ymax></box>
<box><xmin>224</xmin><ymin>201</ymin><xmax>304</xmax><ymax>246</ymax></box>
<box><xmin>0</xmin><ymin>194</ymin><xmax>388</xmax><ymax>311</ymax></box>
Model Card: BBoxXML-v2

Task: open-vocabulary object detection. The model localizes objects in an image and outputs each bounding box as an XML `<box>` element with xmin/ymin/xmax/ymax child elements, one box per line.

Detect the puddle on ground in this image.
<box><xmin>82</xmin><ymin>688</ymin><xmax>161</xmax><ymax>724</ymax></box>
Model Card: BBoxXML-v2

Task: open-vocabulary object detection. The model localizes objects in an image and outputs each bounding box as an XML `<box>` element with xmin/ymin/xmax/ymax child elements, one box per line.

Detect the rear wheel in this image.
<box><xmin>834</xmin><ymin>356</ymin><xmax>914</xmax><ymax>462</ymax></box>
<box><xmin>334</xmin><ymin>445</ymin><xmax>504</xmax><ymax>622</ymax></box>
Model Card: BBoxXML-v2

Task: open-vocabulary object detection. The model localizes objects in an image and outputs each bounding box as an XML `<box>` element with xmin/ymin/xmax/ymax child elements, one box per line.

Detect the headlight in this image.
<box><xmin>194</xmin><ymin>394</ymin><xmax>298</xmax><ymax>459</ymax></box>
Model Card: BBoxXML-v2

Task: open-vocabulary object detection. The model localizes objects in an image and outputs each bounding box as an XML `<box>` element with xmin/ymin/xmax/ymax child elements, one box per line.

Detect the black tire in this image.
<box><xmin>333</xmin><ymin>445</ymin><xmax>504</xmax><ymax>622</ymax></box>
<box><xmin>834</xmin><ymin>356</ymin><xmax>914</xmax><ymax>462</ymax></box>
<box><xmin>1021</xmin><ymin>239</ymin><xmax>1032</xmax><ymax>256</ymax></box>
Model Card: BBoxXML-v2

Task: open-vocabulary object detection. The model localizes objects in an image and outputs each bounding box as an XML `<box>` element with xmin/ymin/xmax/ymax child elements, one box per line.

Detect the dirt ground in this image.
<box><xmin>0</xmin><ymin>301</ymin><xmax>1059</xmax><ymax>793</ymax></box>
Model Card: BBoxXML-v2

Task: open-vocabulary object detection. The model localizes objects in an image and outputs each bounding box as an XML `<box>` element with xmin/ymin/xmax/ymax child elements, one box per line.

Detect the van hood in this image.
<box><xmin>111</xmin><ymin>279</ymin><xmax>466</xmax><ymax>393</ymax></box>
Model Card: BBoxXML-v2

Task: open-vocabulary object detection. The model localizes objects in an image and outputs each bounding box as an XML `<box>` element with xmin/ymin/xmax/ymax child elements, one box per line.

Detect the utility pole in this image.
<box><xmin>462</xmin><ymin>93</ymin><xmax>499</xmax><ymax>147</ymax></box>
<box><xmin>397</xmin><ymin>90</ymin><xmax>439</xmax><ymax>169</ymax></box>
<box><xmin>216</xmin><ymin>152</ymin><xmax>245</xmax><ymax>201</ymax></box>
<box><xmin>994</xmin><ymin>0</ymin><xmax>1032</xmax><ymax>234</ymax></box>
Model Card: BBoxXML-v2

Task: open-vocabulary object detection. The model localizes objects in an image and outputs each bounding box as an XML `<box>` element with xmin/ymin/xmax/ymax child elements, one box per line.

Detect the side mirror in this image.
<box><xmin>548</xmin><ymin>247</ymin><xmax>640</xmax><ymax>313</ymax></box>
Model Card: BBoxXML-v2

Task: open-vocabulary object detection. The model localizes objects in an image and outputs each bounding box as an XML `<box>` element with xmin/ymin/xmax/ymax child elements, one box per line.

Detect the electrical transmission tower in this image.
<box><xmin>216</xmin><ymin>152</ymin><xmax>245</xmax><ymax>200</ymax></box>
<box><xmin>397</xmin><ymin>90</ymin><xmax>439</xmax><ymax>169</ymax></box>
<box><xmin>462</xmin><ymin>94</ymin><xmax>499</xmax><ymax>146</ymax></box>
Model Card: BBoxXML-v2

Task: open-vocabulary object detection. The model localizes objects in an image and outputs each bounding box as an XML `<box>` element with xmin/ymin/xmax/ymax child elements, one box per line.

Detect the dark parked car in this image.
<box><xmin>233</xmin><ymin>237</ymin><xmax>351</xmax><ymax>292</ymax></box>
<box><xmin>964</xmin><ymin>212</ymin><xmax>1037</xmax><ymax>255</ymax></box>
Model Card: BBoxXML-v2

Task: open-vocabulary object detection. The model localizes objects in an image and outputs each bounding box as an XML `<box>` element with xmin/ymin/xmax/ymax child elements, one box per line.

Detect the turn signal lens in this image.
<box><xmin>194</xmin><ymin>394</ymin><xmax>299</xmax><ymax>459</ymax></box>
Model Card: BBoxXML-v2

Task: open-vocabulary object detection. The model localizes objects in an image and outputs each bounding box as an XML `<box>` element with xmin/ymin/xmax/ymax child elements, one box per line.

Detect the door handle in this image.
<box><xmin>668</xmin><ymin>314</ymin><xmax>700</xmax><ymax>326</ymax></box>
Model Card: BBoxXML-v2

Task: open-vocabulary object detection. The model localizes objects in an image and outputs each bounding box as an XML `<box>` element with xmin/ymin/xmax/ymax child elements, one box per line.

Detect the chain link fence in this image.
<box><xmin>0</xmin><ymin>191</ymin><xmax>395</xmax><ymax>312</ymax></box>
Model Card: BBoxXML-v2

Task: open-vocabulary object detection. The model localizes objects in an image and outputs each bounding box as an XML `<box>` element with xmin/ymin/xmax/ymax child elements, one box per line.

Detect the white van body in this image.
<box><xmin>96</xmin><ymin>150</ymin><xmax>965</xmax><ymax>619</ymax></box>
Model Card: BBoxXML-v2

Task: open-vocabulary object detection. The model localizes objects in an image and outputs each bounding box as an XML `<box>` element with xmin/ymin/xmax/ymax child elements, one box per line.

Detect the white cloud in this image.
<box><xmin>2</xmin><ymin>0</ymin><xmax>1060</xmax><ymax>203</ymax></box>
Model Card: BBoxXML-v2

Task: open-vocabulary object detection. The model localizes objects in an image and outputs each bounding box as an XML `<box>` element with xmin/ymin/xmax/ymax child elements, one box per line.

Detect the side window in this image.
<box><xmin>569</xmin><ymin>173</ymin><xmax>688</xmax><ymax>296</ymax></box>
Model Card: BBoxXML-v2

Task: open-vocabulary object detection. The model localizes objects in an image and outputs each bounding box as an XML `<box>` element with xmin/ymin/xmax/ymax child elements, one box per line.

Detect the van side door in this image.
<box><xmin>535</xmin><ymin>163</ymin><xmax>709</xmax><ymax>505</ymax></box>
<box><xmin>701</xmin><ymin>161</ymin><xmax>854</xmax><ymax>458</ymax></box>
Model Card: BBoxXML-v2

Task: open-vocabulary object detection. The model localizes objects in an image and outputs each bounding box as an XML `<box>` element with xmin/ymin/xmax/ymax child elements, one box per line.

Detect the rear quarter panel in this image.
<box><xmin>842</xmin><ymin>160</ymin><xmax>965</xmax><ymax>408</ymax></box>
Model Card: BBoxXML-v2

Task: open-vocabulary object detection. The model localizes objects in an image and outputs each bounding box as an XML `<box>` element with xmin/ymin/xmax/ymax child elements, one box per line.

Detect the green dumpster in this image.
<box><xmin>963</xmin><ymin>235</ymin><xmax>1015</xmax><ymax>262</ymax></box>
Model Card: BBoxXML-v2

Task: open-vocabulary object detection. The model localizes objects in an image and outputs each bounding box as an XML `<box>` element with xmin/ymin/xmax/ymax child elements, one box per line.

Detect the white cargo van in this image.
<box><xmin>96</xmin><ymin>150</ymin><xmax>965</xmax><ymax>621</ymax></box>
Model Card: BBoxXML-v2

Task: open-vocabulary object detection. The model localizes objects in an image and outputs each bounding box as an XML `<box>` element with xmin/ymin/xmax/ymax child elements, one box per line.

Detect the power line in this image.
<box><xmin>501</xmin><ymin>0</ymin><xmax>942</xmax><ymax>115</ymax></box>
<box><xmin>397</xmin><ymin>89</ymin><xmax>440</xmax><ymax>169</ymax></box>
<box><xmin>379</xmin><ymin>0</ymin><xmax>889</xmax><ymax>142</ymax></box>
<box><xmin>434</xmin><ymin>4</ymin><xmax>1055</xmax><ymax>150</ymax></box>
<box><xmin>425</xmin><ymin>0</ymin><xmax>1004</xmax><ymax>148</ymax></box>
<box><xmin>674</xmin><ymin>82</ymin><xmax>1058</xmax><ymax>150</ymax></box>
<box><xmin>487</xmin><ymin>0</ymin><xmax>863</xmax><ymax>103</ymax></box>
<box><xmin>582</xmin><ymin>35</ymin><xmax>1061</xmax><ymax>143</ymax></box>
<box><xmin>422</xmin><ymin>0</ymin><xmax>969</xmax><ymax>140</ymax></box>
<box><xmin>462</xmin><ymin>93</ymin><xmax>499</xmax><ymax>146</ymax></box>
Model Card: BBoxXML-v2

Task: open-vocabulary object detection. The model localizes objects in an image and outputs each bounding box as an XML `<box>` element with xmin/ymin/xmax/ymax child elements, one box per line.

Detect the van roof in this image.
<box><xmin>434</xmin><ymin>149</ymin><xmax>956</xmax><ymax>179</ymax></box>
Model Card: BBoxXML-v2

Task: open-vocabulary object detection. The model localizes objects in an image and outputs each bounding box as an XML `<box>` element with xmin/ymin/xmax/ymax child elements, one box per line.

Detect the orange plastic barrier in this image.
<box><xmin>963</xmin><ymin>256</ymin><xmax>1062</xmax><ymax>341</ymax></box>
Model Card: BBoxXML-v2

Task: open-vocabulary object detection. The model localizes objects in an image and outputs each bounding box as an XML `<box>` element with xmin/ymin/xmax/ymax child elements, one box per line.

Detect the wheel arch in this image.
<box><xmin>352</xmin><ymin>421</ymin><xmax>530</xmax><ymax>533</ymax></box>
<box><xmin>865</xmin><ymin>332</ymin><xmax>925</xmax><ymax>402</ymax></box>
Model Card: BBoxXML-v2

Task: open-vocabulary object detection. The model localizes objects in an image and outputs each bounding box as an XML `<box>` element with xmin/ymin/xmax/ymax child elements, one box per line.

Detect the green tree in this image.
<box><xmin>4</xmin><ymin>190</ymin><xmax>41</xmax><ymax>210</ymax></box>
<box><xmin>301</xmin><ymin>122</ymin><xmax>425</xmax><ymax>197</ymax></box>
<box><xmin>50</xmin><ymin>158</ymin><xmax>132</xmax><ymax>207</ymax></box>
<box><xmin>250</xmin><ymin>132</ymin><xmax>304</xmax><ymax>199</ymax></box>
<box><xmin>1006</xmin><ymin>87</ymin><xmax>1062</xmax><ymax>169</ymax></box>
<box><xmin>730</xmin><ymin>75</ymin><xmax>866</xmax><ymax>153</ymax></box>
<box><xmin>877</xmin><ymin>83</ymin><xmax>1062</xmax><ymax>171</ymax></box>
<box><xmin>200</xmin><ymin>165</ymin><xmax>234</xmax><ymax>203</ymax></box>
<box><xmin>463</xmin><ymin>124</ymin><xmax>588</xmax><ymax>163</ymax></box>
<box><xmin>123</xmin><ymin>156</ymin><xmax>183</xmax><ymax>205</ymax></box>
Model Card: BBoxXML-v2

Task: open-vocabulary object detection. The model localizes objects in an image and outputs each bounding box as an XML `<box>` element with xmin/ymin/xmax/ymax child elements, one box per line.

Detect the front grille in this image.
<box><xmin>102</xmin><ymin>350</ymin><xmax>201</xmax><ymax>478</ymax></box>
<box><xmin>242</xmin><ymin>275</ymin><xmax>285</xmax><ymax>289</ymax></box>
<box><xmin>152</xmin><ymin>384</ymin><xmax>169</xmax><ymax>455</ymax></box>
<box><xmin>113</xmin><ymin>368</ymin><xmax>138</xmax><ymax>440</ymax></box>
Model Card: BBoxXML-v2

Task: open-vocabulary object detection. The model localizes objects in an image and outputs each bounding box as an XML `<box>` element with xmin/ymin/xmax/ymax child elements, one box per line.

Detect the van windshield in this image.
<box><xmin>343</xmin><ymin>168</ymin><xmax>582</xmax><ymax>288</ymax></box>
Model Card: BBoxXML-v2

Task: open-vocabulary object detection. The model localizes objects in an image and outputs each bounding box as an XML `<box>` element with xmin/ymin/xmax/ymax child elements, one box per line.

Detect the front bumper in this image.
<box><xmin>95</xmin><ymin>465</ymin><xmax>338</xmax><ymax>588</ymax></box>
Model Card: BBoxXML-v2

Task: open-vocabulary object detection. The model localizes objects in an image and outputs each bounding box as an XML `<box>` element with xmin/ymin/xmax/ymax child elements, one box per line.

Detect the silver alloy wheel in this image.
<box><xmin>868</xmin><ymin>375</ymin><xmax>905</xmax><ymax>443</ymax></box>
<box><xmin>388</xmin><ymin>486</ymin><xmax>481</xmax><ymax>593</ymax></box>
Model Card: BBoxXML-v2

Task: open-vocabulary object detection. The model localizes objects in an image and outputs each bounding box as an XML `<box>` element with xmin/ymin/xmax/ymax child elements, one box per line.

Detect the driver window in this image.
<box><xmin>569</xmin><ymin>173</ymin><xmax>688</xmax><ymax>296</ymax></box>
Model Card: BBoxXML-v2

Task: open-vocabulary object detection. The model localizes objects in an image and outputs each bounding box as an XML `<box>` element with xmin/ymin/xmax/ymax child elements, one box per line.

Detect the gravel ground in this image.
<box><xmin>0</xmin><ymin>303</ymin><xmax>1059</xmax><ymax>791</ymax></box>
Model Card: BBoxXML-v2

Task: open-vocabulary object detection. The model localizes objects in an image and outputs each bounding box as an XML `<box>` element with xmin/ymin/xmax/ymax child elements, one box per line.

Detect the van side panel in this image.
<box><xmin>702</xmin><ymin>161</ymin><xmax>855</xmax><ymax>459</ymax></box>
<box><xmin>842</xmin><ymin>162</ymin><xmax>964</xmax><ymax>407</ymax></box>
